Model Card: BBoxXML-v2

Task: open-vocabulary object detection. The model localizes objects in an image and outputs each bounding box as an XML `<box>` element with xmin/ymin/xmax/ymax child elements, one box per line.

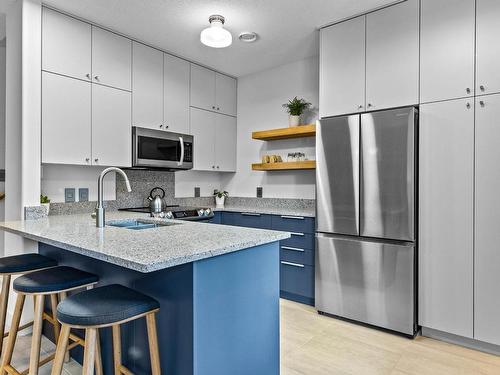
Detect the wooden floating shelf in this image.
<box><xmin>252</xmin><ymin>160</ymin><xmax>316</xmax><ymax>171</ymax></box>
<box><xmin>252</xmin><ymin>124</ymin><xmax>316</xmax><ymax>141</ymax></box>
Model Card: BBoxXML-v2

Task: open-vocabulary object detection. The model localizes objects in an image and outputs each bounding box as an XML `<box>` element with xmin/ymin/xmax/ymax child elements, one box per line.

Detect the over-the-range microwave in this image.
<box><xmin>132</xmin><ymin>127</ymin><xmax>193</xmax><ymax>171</ymax></box>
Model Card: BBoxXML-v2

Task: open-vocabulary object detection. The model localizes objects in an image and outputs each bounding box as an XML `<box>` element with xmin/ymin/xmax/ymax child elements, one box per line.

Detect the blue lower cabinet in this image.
<box><xmin>207</xmin><ymin>211</ymin><xmax>222</xmax><ymax>224</ymax></box>
<box><xmin>280</xmin><ymin>244</ymin><xmax>314</xmax><ymax>266</ymax></box>
<box><xmin>271</xmin><ymin>215</ymin><xmax>315</xmax><ymax>234</ymax></box>
<box><xmin>280</xmin><ymin>261</ymin><xmax>314</xmax><ymax>306</ymax></box>
<box><xmin>280</xmin><ymin>232</ymin><xmax>314</xmax><ymax>250</ymax></box>
<box><xmin>228</xmin><ymin>212</ymin><xmax>272</xmax><ymax>229</ymax></box>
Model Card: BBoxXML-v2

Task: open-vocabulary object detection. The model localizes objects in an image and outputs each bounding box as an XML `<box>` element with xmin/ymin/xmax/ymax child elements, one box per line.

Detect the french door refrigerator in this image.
<box><xmin>315</xmin><ymin>107</ymin><xmax>417</xmax><ymax>336</ymax></box>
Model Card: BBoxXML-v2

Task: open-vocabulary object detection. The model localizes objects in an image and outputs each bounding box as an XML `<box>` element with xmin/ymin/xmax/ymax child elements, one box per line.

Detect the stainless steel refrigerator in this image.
<box><xmin>315</xmin><ymin>107</ymin><xmax>417</xmax><ymax>336</ymax></box>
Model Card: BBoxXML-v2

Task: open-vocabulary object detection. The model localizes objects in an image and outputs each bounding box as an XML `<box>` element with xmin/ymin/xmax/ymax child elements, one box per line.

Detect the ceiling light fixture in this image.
<box><xmin>238</xmin><ymin>32</ymin><xmax>258</xmax><ymax>43</ymax></box>
<box><xmin>200</xmin><ymin>15</ymin><xmax>232</xmax><ymax>48</ymax></box>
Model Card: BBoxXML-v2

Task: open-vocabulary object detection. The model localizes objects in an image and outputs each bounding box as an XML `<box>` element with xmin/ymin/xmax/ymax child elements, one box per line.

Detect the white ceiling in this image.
<box><xmin>16</xmin><ymin>0</ymin><xmax>395</xmax><ymax>76</ymax></box>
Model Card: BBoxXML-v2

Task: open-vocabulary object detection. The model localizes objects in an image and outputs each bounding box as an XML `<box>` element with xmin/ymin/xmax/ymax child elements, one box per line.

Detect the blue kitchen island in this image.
<box><xmin>0</xmin><ymin>212</ymin><xmax>289</xmax><ymax>375</ymax></box>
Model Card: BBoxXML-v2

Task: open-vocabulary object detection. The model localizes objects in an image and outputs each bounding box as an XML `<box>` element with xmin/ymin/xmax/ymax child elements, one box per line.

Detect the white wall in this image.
<box><xmin>175</xmin><ymin>170</ymin><xmax>222</xmax><ymax>198</ymax></box>
<box><xmin>222</xmin><ymin>57</ymin><xmax>318</xmax><ymax>199</ymax></box>
<box><xmin>41</xmin><ymin>165</ymin><xmax>116</xmax><ymax>203</ymax></box>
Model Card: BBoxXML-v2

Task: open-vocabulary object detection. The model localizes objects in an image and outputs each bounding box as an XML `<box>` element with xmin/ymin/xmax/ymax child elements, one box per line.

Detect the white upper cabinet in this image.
<box><xmin>476</xmin><ymin>0</ymin><xmax>500</xmax><ymax>96</ymax></box>
<box><xmin>420</xmin><ymin>0</ymin><xmax>475</xmax><ymax>103</ymax></box>
<box><xmin>190</xmin><ymin>107</ymin><xmax>216</xmax><ymax>171</ymax></box>
<box><xmin>42</xmin><ymin>72</ymin><xmax>91</xmax><ymax>166</ymax></box>
<box><xmin>42</xmin><ymin>8</ymin><xmax>91</xmax><ymax>81</ymax></box>
<box><xmin>164</xmin><ymin>54</ymin><xmax>190</xmax><ymax>134</ymax></box>
<box><xmin>320</xmin><ymin>16</ymin><xmax>365</xmax><ymax>118</ymax></box>
<box><xmin>92</xmin><ymin>84</ymin><xmax>132</xmax><ymax>167</ymax></box>
<box><xmin>366</xmin><ymin>0</ymin><xmax>419</xmax><ymax>110</ymax></box>
<box><xmin>215</xmin><ymin>114</ymin><xmax>237</xmax><ymax>172</ymax></box>
<box><xmin>474</xmin><ymin>93</ymin><xmax>500</xmax><ymax>345</ymax></box>
<box><xmin>91</xmin><ymin>26</ymin><xmax>132</xmax><ymax>91</ymax></box>
<box><xmin>190</xmin><ymin>64</ymin><xmax>216</xmax><ymax>112</ymax></box>
<box><xmin>215</xmin><ymin>73</ymin><xmax>237</xmax><ymax>116</ymax></box>
<box><xmin>418</xmin><ymin>98</ymin><xmax>474</xmax><ymax>338</ymax></box>
<box><xmin>132</xmin><ymin>42</ymin><xmax>164</xmax><ymax>130</ymax></box>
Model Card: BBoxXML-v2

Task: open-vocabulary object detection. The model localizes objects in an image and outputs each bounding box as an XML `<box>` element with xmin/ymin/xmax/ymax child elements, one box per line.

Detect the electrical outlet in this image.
<box><xmin>257</xmin><ymin>187</ymin><xmax>263</xmax><ymax>198</ymax></box>
<box><xmin>79</xmin><ymin>188</ymin><xmax>89</xmax><ymax>202</ymax></box>
<box><xmin>194</xmin><ymin>187</ymin><xmax>200</xmax><ymax>197</ymax></box>
<box><xmin>64</xmin><ymin>188</ymin><xmax>76</xmax><ymax>203</ymax></box>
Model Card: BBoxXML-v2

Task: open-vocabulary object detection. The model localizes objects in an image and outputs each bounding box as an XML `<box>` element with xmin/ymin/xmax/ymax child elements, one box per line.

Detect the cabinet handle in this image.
<box><xmin>480</xmin><ymin>101</ymin><xmax>485</xmax><ymax>107</ymax></box>
<box><xmin>216</xmin><ymin>166</ymin><xmax>220</xmax><ymax>169</ymax></box>
<box><xmin>466</xmin><ymin>87</ymin><xmax>471</xmax><ymax>94</ymax></box>
<box><xmin>367</xmin><ymin>103</ymin><xmax>373</xmax><ymax>108</ymax></box>
<box><xmin>94</xmin><ymin>158</ymin><xmax>99</xmax><ymax>163</ymax></box>
<box><xmin>85</xmin><ymin>73</ymin><xmax>91</xmax><ymax>79</ymax></box>
<box><xmin>281</xmin><ymin>215</ymin><xmax>304</xmax><ymax>220</ymax></box>
<box><xmin>241</xmin><ymin>212</ymin><xmax>261</xmax><ymax>216</ymax></box>
<box><xmin>466</xmin><ymin>102</ymin><xmax>471</xmax><ymax>109</ymax></box>
<box><xmin>85</xmin><ymin>158</ymin><xmax>90</xmax><ymax>163</ymax></box>
<box><xmin>358</xmin><ymin>105</ymin><xmax>363</xmax><ymax>109</ymax></box>
<box><xmin>212</xmin><ymin>106</ymin><xmax>216</xmax><ymax>109</ymax></box>
<box><xmin>217</xmin><ymin>107</ymin><xmax>220</xmax><ymax>111</ymax></box>
<box><xmin>159</xmin><ymin>124</ymin><xmax>163</xmax><ymax>128</ymax></box>
<box><xmin>480</xmin><ymin>85</ymin><xmax>485</xmax><ymax>92</ymax></box>
<box><xmin>212</xmin><ymin>165</ymin><xmax>215</xmax><ymax>169</ymax></box>
<box><xmin>281</xmin><ymin>261</ymin><xmax>304</xmax><ymax>268</ymax></box>
<box><xmin>290</xmin><ymin>232</ymin><xmax>305</xmax><ymax>237</ymax></box>
<box><xmin>165</xmin><ymin>125</ymin><xmax>169</xmax><ymax>129</ymax></box>
<box><xmin>281</xmin><ymin>246</ymin><xmax>305</xmax><ymax>252</ymax></box>
<box><xmin>94</xmin><ymin>75</ymin><xmax>99</xmax><ymax>81</ymax></box>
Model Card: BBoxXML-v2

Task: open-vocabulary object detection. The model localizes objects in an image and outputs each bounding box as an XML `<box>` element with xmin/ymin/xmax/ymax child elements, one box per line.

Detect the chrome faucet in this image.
<box><xmin>94</xmin><ymin>167</ymin><xmax>131</xmax><ymax>227</ymax></box>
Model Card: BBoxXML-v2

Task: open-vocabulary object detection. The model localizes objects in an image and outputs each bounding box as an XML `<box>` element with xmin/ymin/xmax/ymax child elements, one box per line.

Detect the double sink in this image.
<box><xmin>107</xmin><ymin>219</ymin><xmax>180</xmax><ymax>231</ymax></box>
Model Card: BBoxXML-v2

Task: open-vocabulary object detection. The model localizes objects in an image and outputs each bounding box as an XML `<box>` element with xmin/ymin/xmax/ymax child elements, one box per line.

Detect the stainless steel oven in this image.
<box><xmin>132</xmin><ymin>127</ymin><xmax>193</xmax><ymax>170</ymax></box>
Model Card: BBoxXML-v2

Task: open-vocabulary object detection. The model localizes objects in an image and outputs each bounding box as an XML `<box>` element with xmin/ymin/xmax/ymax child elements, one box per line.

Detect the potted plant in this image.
<box><xmin>282</xmin><ymin>96</ymin><xmax>312</xmax><ymax>127</ymax></box>
<box><xmin>214</xmin><ymin>190</ymin><xmax>229</xmax><ymax>208</ymax></box>
<box><xmin>40</xmin><ymin>194</ymin><xmax>50</xmax><ymax>215</ymax></box>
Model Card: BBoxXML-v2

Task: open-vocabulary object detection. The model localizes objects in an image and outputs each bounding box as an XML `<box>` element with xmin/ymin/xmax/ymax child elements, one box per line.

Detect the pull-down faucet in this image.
<box><xmin>94</xmin><ymin>167</ymin><xmax>131</xmax><ymax>227</ymax></box>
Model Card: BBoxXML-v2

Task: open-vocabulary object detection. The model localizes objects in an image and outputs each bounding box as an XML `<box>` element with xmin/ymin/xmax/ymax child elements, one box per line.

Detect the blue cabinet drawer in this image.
<box><xmin>271</xmin><ymin>215</ymin><xmax>315</xmax><ymax>234</ymax></box>
<box><xmin>207</xmin><ymin>211</ymin><xmax>222</xmax><ymax>224</ymax></box>
<box><xmin>227</xmin><ymin>212</ymin><xmax>272</xmax><ymax>229</ymax></box>
<box><xmin>280</xmin><ymin>244</ymin><xmax>314</xmax><ymax>266</ymax></box>
<box><xmin>280</xmin><ymin>261</ymin><xmax>314</xmax><ymax>299</ymax></box>
<box><xmin>280</xmin><ymin>232</ymin><xmax>314</xmax><ymax>250</ymax></box>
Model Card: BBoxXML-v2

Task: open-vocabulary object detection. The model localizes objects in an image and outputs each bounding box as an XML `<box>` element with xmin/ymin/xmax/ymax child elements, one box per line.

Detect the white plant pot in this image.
<box><xmin>288</xmin><ymin>115</ymin><xmax>301</xmax><ymax>127</ymax></box>
<box><xmin>41</xmin><ymin>203</ymin><xmax>50</xmax><ymax>216</ymax></box>
<box><xmin>215</xmin><ymin>196</ymin><xmax>225</xmax><ymax>208</ymax></box>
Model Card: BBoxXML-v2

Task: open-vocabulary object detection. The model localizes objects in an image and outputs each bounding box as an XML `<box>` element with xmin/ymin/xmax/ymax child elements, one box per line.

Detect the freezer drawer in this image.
<box><xmin>360</xmin><ymin>107</ymin><xmax>416</xmax><ymax>241</ymax></box>
<box><xmin>316</xmin><ymin>115</ymin><xmax>360</xmax><ymax>235</ymax></box>
<box><xmin>315</xmin><ymin>235</ymin><xmax>415</xmax><ymax>335</ymax></box>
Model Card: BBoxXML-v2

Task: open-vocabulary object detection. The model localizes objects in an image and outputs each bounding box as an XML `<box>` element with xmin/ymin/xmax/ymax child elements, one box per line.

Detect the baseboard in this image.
<box><xmin>421</xmin><ymin>327</ymin><xmax>500</xmax><ymax>356</ymax></box>
<box><xmin>280</xmin><ymin>291</ymin><xmax>314</xmax><ymax>306</ymax></box>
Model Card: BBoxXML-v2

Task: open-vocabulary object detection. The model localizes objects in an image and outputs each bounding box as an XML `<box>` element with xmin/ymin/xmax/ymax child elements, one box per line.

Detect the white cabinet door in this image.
<box><xmin>190</xmin><ymin>64</ymin><xmax>215</xmax><ymax>112</ymax></box>
<box><xmin>215</xmin><ymin>73</ymin><xmax>237</xmax><ymax>116</ymax></box>
<box><xmin>92</xmin><ymin>26</ymin><xmax>132</xmax><ymax>91</ymax></box>
<box><xmin>42</xmin><ymin>8</ymin><xmax>91</xmax><ymax>81</ymax></box>
<box><xmin>132</xmin><ymin>42</ymin><xmax>164</xmax><ymax>130</ymax></box>
<box><xmin>366</xmin><ymin>0</ymin><xmax>419</xmax><ymax>110</ymax></box>
<box><xmin>164</xmin><ymin>54</ymin><xmax>190</xmax><ymax>134</ymax></box>
<box><xmin>190</xmin><ymin>108</ymin><xmax>215</xmax><ymax>171</ymax></box>
<box><xmin>475</xmin><ymin>94</ymin><xmax>500</xmax><ymax>345</ymax></box>
<box><xmin>92</xmin><ymin>85</ymin><xmax>131</xmax><ymax>168</ymax></box>
<box><xmin>42</xmin><ymin>72</ymin><xmax>91</xmax><ymax>165</ymax></box>
<box><xmin>420</xmin><ymin>0</ymin><xmax>475</xmax><ymax>103</ymax></box>
<box><xmin>476</xmin><ymin>0</ymin><xmax>500</xmax><ymax>96</ymax></box>
<box><xmin>215</xmin><ymin>114</ymin><xmax>236</xmax><ymax>172</ymax></box>
<box><xmin>320</xmin><ymin>16</ymin><xmax>365</xmax><ymax>118</ymax></box>
<box><xmin>418</xmin><ymin>98</ymin><xmax>474</xmax><ymax>338</ymax></box>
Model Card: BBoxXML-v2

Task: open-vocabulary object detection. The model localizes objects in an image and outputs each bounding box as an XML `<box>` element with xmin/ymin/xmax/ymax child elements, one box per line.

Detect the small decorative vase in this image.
<box><xmin>41</xmin><ymin>203</ymin><xmax>50</xmax><ymax>216</ymax></box>
<box><xmin>288</xmin><ymin>115</ymin><xmax>301</xmax><ymax>127</ymax></box>
<box><xmin>215</xmin><ymin>196</ymin><xmax>225</xmax><ymax>208</ymax></box>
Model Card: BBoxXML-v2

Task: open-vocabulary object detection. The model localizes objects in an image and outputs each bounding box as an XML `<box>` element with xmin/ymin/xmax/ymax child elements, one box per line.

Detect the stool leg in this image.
<box><xmin>0</xmin><ymin>275</ymin><xmax>11</xmax><ymax>357</ymax></box>
<box><xmin>58</xmin><ymin>291</ymin><xmax>70</xmax><ymax>363</ymax></box>
<box><xmin>112</xmin><ymin>325</ymin><xmax>121</xmax><ymax>375</ymax></box>
<box><xmin>82</xmin><ymin>328</ymin><xmax>97</xmax><ymax>375</ymax></box>
<box><xmin>29</xmin><ymin>294</ymin><xmax>45</xmax><ymax>375</ymax></box>
<box><xmin>50</xmin><ymin>324</ymin><xmax>70</xmax><ymax>375</ymax></box>
<box><xmin>50</xmin><ymin>294</ymin><xmax>60</xmax><ymax>346</ymax></box>
<box><xmin>95</xmin><ymin>330</ymin><xmax>103</xmax><ymax>375</ymax></box>
<box><xmin>0</xmin><ymin>293</ymin><xmax>25</xmax><ymax>374</ymax></box>
<box><xmin>146</xmin><ymin>313</ymin><xmax>161</xmax><ymax>375</ymax></box>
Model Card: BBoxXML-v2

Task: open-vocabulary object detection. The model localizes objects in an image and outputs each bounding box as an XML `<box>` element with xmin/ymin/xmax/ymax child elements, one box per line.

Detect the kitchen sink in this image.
<box><xmin>106</xmin><ymin>219</ymin><xmax>180</xmax><ymax>230</ymax></box>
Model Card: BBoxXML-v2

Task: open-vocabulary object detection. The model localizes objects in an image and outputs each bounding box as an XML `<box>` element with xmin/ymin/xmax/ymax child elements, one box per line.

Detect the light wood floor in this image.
<box><xmin>281</xmin><ymin>299</ymin><xmax>500</xmax><ymax>375</ymax></box>
<box><xmin>8</xmin><ymin>299</ymin><xmax>500</xmax><ymax>374</ymax></box>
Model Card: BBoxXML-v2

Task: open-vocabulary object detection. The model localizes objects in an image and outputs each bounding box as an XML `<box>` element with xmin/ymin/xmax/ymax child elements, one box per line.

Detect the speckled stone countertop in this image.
<box><xmin>0</xmin><ymin>212</ymin><xmax>289</xmax><ymax>273</ymax></box>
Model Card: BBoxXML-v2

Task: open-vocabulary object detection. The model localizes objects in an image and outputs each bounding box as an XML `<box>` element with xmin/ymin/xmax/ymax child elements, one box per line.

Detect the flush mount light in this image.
<box><xmin>200</xmin><ymin>15</ymin><xmax>232</xmax><ymax>48</ymax></box>
<box><xmin>238</xmin><ymin>31</ymin><xmax>258</xmax><ymax>43</ymax></box>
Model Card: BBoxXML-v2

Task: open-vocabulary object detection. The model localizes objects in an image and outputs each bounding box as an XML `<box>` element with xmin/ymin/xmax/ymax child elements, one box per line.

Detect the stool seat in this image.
<box><xmin>57</xmin><ymin>284</ymin><xmax>160</xmax><ymax>326</ymax></box>
<box><xmin>0</xmin><ymin>253</ymin><xmax>56</xmax><ymax>274</ymax></box>
<box><xmin>13</xmin><ymin>266</ymin><xmax>98</xmax><ymax>294</ymax></box>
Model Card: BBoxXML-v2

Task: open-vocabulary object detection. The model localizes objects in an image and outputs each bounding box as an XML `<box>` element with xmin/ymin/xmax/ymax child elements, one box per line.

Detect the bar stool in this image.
<box><xmin>52</xmin><ymin>284</ymin><xmax>161</xmax><ymax>375</ymax></box>
<box><xmin>0</xmin><ymin>254</ymin><xmax>57</xmax><ymax>356</ymax></box>
<box><xmin>0</xmin><ymin>266</ymin><xmax>99</xmax><ymax>375</ymax></box>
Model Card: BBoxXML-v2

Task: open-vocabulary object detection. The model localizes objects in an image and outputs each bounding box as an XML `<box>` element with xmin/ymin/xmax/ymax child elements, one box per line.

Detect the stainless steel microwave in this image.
<box><xmin>132</xmin><ymin>127</ymin><xmax>193</xmax><ymax>170</ymax></box>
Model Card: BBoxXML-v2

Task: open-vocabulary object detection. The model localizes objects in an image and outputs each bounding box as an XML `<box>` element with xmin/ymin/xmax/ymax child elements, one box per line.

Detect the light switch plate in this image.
<box><xmin>194</xmin><ymin>187</ymin><xmax>200</xmax><ymax>197</ymax></box>
<box><xmin>257</xmin><ymin>187</ymin><xmax>263</xmax><ymax>198</ymax></box>
<box><xmin>79</xmin><ymin>188</ymin><xmax>89</xmax><ymax>202</ymax></box>
<box><xmin>64</xmin><ymin>188</ymin><xmax>76</xmax><ymax>203</ymax></box>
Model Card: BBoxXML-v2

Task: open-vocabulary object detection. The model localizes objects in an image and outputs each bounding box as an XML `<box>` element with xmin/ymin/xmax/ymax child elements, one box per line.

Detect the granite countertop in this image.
<box><xmin>0</xmin><ymin>212</ymin><xmax>289</xmax><ymax>273</ymax></box>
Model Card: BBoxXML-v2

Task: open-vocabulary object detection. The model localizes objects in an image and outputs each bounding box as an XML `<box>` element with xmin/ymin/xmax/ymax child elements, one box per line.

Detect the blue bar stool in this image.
<box><xmin>0</xmin><ymin>254</ymin><xmax>57</xmax><ymax>356</ymax></box>
<box><xmin>0</xmin><ymin>266</ymin><xmax>99</xmax><ymax>375</ymax></box>
<box><xmin>51</xmin><ymin>284</ymin><xmax>161</xmax><ymax>375</ymax></box>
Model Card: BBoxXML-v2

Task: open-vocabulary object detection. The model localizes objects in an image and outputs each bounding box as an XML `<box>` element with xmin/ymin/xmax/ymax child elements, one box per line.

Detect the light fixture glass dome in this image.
<box><xmin>200</xmin><ymin>15</ymin><xmax>232</xmax><ymax>48</ymax></box>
